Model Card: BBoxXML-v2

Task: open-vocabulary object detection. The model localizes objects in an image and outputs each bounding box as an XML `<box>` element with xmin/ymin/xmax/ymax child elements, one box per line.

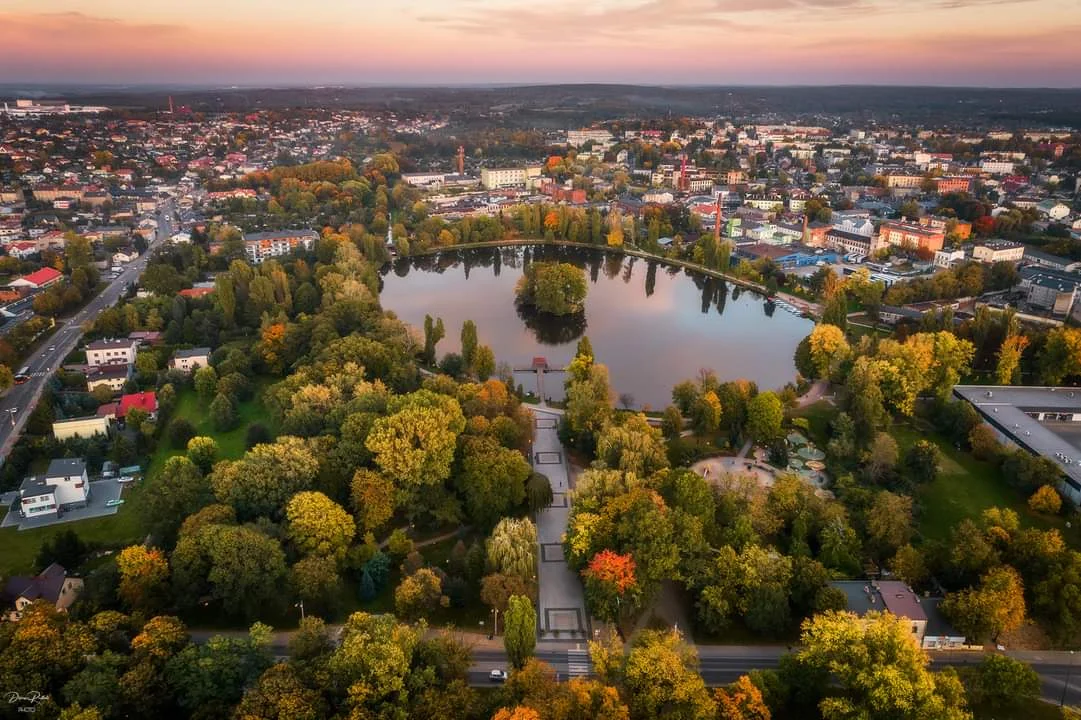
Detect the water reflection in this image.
<box><xmin>380</xmin><ymin>245</ymin><xmax>812</xmax><ymax>408</ymax></box>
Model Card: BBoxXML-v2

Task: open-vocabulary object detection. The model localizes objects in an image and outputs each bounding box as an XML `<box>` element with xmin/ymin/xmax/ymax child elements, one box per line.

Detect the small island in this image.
<box><xmin>514</xmin><ymin>261</ymin><xmax>588</xmax><ymax>316</ymax></box>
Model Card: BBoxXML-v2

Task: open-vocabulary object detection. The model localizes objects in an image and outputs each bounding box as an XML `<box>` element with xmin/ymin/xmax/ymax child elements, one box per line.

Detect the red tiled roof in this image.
<box><xmin>178</xmin><ymin>287</ymin><xmax>214</xmax><ymax>298</ymax></box>
<box><xmin>18</xmin><ymin>267</ymin><xmax>62</xmax><ymax>286</ymax></box>
<box><xmin>118</xmin><ymin>392</ymin><xmax>156</xmax><ymax>418</ymax></box>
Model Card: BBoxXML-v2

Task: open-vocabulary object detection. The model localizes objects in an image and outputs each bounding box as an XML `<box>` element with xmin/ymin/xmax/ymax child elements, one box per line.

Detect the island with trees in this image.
<box><xmin>514</xmin><ymin>261</ymin><xmax>588</xmax><ymax>316</ymax></box>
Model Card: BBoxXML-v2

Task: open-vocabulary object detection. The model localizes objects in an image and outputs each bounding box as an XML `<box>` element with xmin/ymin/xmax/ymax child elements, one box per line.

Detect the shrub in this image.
<box><xmin>1028</xmin><ymin>485</ymin><xmax>1062</xmax><ymax>515</ymax></box>
<box><xmin>245</xmin><ymin>423</ymin><xmax>272</xmax><ymax>449</ymax></box>
<box><xmin>167</xmin><ymin>418</ymin><xmax>196</xmax><ymax>449</ymax></box>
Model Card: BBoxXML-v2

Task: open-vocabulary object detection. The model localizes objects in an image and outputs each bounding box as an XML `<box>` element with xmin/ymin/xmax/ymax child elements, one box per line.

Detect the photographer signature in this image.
<box><xmin>5</xmin><ymin>691</ymin><xmax>49</xmax><ymax>705</ymax></box>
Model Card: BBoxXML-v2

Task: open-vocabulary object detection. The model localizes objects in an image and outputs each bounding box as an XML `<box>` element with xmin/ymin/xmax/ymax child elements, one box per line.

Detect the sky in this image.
<box><xmin>1</xmin><ymin>0</ymin><xmax>1079</xmax><ymax>87</ymax></box>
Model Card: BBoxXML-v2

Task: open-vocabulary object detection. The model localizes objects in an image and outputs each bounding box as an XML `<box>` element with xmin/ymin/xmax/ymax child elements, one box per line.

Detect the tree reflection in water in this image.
<box><xmin>515</xmin><ymin>302</ymin><xmax>587</xmax><ymax>345</ymax></box>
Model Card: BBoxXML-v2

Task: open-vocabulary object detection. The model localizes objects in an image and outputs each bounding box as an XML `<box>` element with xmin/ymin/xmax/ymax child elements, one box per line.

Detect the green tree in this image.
<box><xmin>394</xmin><ymin>568</ymin><xmax>445</xmax><ymax>620</ymax></box>
<box><xmin>460</xmin><ymin>319</ymin><xmax>478</xmax><ymax>371</ymax></box>
<box><xmin>865</xmin><ymin>491</ymin><xmax>913</xmax><ymax>561</ymax></box>
<box><xmin>146</xmin><ymin>456</ymin><xmax>212</xmax><ymax>547</ymax></box>
<box><xmin>504</xmin><ymin>595</ymin><xmax>537</xmax><ymax>669</ymax></box>
<box><xmin>487</xmin><ymin>517</ymin><xmax>538</xmax><ymax>583</ymax></box>
<box><xmin>746</xmin><ymin>392</ymin><xmax>784</xmax><ymax>445</ymax></box>
<box><xmin>232</xmin><ymin>663</ymin><xmax>327</xmax><ymax>719</ymax></box>
<box><xmin>185</xmin><ymin>436</ymin><xmax>219</xmax><ymax>474</ymax></box>
<box><xmin>1038</xmin><ymin>327</ymin><xmax>1081</xmax><ymax>384</ymax></box>
<box><xmin>459</xmin><ymin>436</ymin><xmax>531</xmax><ymax>529</ymax></box>
<box><xmin>901</xmin><ymin>440</ymin><xmax>939</xmax><ymax>485</ymax></box>
<box><xmin>211</xmin><ymin>437</ymin><xmax>319</xmax><ymax>520</ymax></box>
<box><xmin>194</xmin><ymin>366</ymin><xmax>219</xmax><ymax>402</ymax></box>
<box><xmin>474</xmin><ymin>345</ymin><xmax>496</xmax><ymax>381</ymax></box>
<box><xmin>595</xmin><ymin>413</ymin><xmax>669</xmax><ymax>476</ymax></box>
<box><xmin>623</xmin><ymin>630</ymin><xmax>716</xmax><ymax>720</ymax></box>
<box><xmin>968</xmin><ymin>654</ymin><xmax>1039</xmax><ymax>709</ymax></box>
<box><xmin>515</xmin><ymin>262</ymin><xmax>588</xmax><ymax>316</ymax></box>
<box><xmin>285</xmin><ymin>491</ymin><xmax>356</xmax><ymax>560</ymax></box>
<box><xmin>422</xmin><ymin>314</ymin><xmax>445</xmax><ymax>365</ymax></box>
<box><xmin>209</xmin><ymin>392</ymin><xmax>237</xmax><ymax>431</ymax></box>
<box><xmin>290</xmin><ymin>555</ymin><xmax>344</xmax><ymax>615</ymax></box>
<box><xmin>165</xmin><ymin>624</ymin><xmax>272</xmax><ymax>717</ymax></box>
<box><xmin>366</xmin><ymin>390</ymin><xmax>466</xmax><ymax>491</ymax></box>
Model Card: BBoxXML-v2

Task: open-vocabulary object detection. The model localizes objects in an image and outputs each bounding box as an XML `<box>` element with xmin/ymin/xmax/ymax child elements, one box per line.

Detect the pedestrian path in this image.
<box><xmin>566</xmin><ymin>647</ymin><xmax>592</xmax><ymax>678</ymax></box>
<box><xmin>533</xmin><ymin>407</ymin><xmax>590</xmax><ymax>641</ymax></box>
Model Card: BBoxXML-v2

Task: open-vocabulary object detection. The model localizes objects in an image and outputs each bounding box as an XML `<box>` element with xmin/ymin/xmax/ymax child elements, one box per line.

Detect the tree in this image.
<box><xmin>623</xmin><ymin>630</ymin><xmax>716</xmax><ymax>720</ymax></box>
<box><xmin>661</xmin><ymin>405</ymin><xmax>684</xmax><ymax>441</ymax></box>
<box><xmin>968</xmin><ymin>654</ymin><xmax>1039</xmax><ymax>709</ymax></box>
<box><xmin>194</xmin><ymin>366</ymin><xmax>219</xmax><ymax>402</ymax></box>
<box><xmin>210</xmin><ymin>392</ymin><xmax>237</xmax><ymax>431</ymax></box>
<box><xmin>715</xmin><ymin>675</ymin><xmax>771</xmax><ymax>720</ymax></box>
<box><xmin>117</xmin><ymin>545</ymin><xmax>170</xmax><ymax>613</ymax></box>
<box><xmin>863</xmin><ymin>432</ymin><xmax>899</xmax><ymax>484</ymax></box>
<box><xmin>146</xmin><ymin>456</ymin><xmax>213</xmax><ymax>547</ymax></box>
<box><xmin>1028</xmin><ymin>485</ymin><xmax>1062</xmax><ymax>515</ymax></box>
<box><xmin>865</xmin><ymin>491</ymin><xmax>913</xmax><ymax>561</ymax></box>
<box><xmin>526</xmin><ymin>472</ymin><xmax>554</xmax><ymax>513</ymax></box>
<box><xmin>165</xmin><ymin>625</ymin><xmax>272</xmax><ymax>717</ymax></box>
<box><xmin>232</xmin><ymin>663</ymin><xmax>326</xmax><ymax>719</ymax></box>
<box><xmin>481</xmin><ymin>573</ymin><xmax>534</xmax><ymax>615</ymax></box>
<box><xmin>461</xmin><ymin>319</ymin><xmax>479</xmax><ymax>371</ymax></box>
<box><xmin>474</xmin><ymin>345</ymin><xmax>496</xmax><ymax>381</ymax></box>
<box><xmin>35</xmin><ymin>529</ymin><xmax>88</xmax><ymax>571</ymax></box>
<box><xmin>422</xmin><ymin>314</ymin><xmax>445</xmax><ymax>365</ymax></box>
<box><xmin>564</xmin><ymin>361</ymin><xmax>613</xmax><ymax>449</ymax></box>
<box><xmin>487</xmin><ymin>517</ymin><xmax>538</xmax><ymax>583</ymax></box>
<box><xmin>941</xmin><ymin>566</ymin><xmax>1026</xmax><ymax>642</ymax></box>
<box><xmin>286</xmin><ymin>491</ymin><xmax>356</xmax><ymax>560</ymax></box>
<box><xmin>596</xmin><ymin>414</ymin><xmax>669</xmax><ymax>477</ymax></box>
<box><xmin>459</xmin><ymin>436</ymin><xmax>531</xmax><ymax>529</ymax></box>
<box><xmin>901</xmin><ymin>440</ymin><xmax>939</xmax><ymax>485</ymax></box>
<box><xmin>746</xmin><ymin>392</ymin><xmax>784</xmax><ymax>445</ymax></box>
<box><xmin>290</xmin><ymin>555</ymin><xmax>344</xmax><ymax>615</ymax></box>
<box><xmin>366</xmin><ymin>390</ymin><xmax>466</xmax><ymax>491</ymax></box>
<box><xmin>350</xmin><ymin>469</ymin><xmax>396</xmax><ymax>534</ymax></box>
<box><xmin>806</xmin><ymin>324</ymin><xmax>850</xmax><ymax>380</ymax></box>
<box><xmin>821</xmin><ymin>294</ymin><xmax>848</xmax><ymax>332</ymax></box>
<box><xmin>515</xmin><ymin>262</ymin><xmax>588</xmax><ymax>316</ymax></box>
<box><xmin>582</xmin><ymin>550</ymin><xmax>639</xmax><ymax>622</ymax></box>
<box><xmin>890</xmin><ymin>545</ymin><xmax>929</xmax><ymax>587</ymax></box>
<box><xmin>185</xmin><ymin>436</ymin><xmax>219</xmax><ymax>474</ymax></box>
<box><xmin>1039</xmin><ymin>327</ymin><xmax>1081</xmax><ymax>384</ymax></box>
<box><xmin>798</xmin><ymin>611</ymin><xmax>971</xmax><ymax>720</ymax></box>
<box><xmin>172</xmin><ymin>523</ymin><xmax>288</xmax><ymax>619</ymax></box>
<box><xmin>394</xmin><ymin>568</ymin><xmax>445</xmax><ymax>620</ymax></box>
<box><xmin>504</xmin><ymin>595</ymin><xmax>537</xmax><ymax>669</ymax></box>
<box><xmin>995</xmin><ymin>334</ymin><xmax>1029</xmax><ymax>385</ymax></box>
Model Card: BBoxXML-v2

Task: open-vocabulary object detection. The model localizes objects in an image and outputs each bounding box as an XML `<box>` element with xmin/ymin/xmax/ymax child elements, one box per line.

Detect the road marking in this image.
<box><xmin>566</xmin><ymin>648</ymin><xmax>591</xmax><ymax>678</ymax></box>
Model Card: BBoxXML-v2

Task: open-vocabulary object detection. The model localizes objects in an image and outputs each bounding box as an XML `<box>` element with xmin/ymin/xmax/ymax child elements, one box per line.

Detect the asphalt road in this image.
<box><xmin>0</xmin><ymin>198</ymin><xmax>174</xmax><ymax>461</ymax></box>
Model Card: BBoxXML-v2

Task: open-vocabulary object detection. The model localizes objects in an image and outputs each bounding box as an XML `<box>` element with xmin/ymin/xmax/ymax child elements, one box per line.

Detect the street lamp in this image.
<box><xmin>295</xmin><ymin>600</ymin><xmax>305</xmax><ymax>621</ymax></box>
<box><xmin>7</xmin><ymin>408</ymin><xmax>17</xmax><ymax>427</ymax></box>
<box><xmin>1062</xmin><ymin>650</ymin><xmax>1075</xmax><ymax>707</ymax></box>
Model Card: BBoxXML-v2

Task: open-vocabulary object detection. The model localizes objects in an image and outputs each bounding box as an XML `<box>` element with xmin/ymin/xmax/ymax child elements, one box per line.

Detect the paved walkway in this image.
<box><xmin>532</xmin><ymin>407</ymin><xmax>589</xmax><ymax>641</ymax></box>
<box><xmin>796</xmin><ymin>379</ymin><xmax>832</xmax><ymax>407</ymax></box>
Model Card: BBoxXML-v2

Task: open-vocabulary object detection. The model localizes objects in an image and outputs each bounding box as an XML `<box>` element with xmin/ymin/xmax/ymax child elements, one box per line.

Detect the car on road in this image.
<box><xmin>47</xmin><ymin>346</ymin><xmax>54</xmax><ymax>352</ymax></box>
<box><xmin>488</xmin><ymin>670</ymin><xmax>508</xmax><ymax>682</ymax></box>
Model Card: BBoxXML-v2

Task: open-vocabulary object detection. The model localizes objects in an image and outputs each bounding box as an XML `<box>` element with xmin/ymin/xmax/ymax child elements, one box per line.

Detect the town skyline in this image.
<box><xmin>2</xmin><ymin>0</ymin><xmax>1080</xmax><ymax>87</ymax></box>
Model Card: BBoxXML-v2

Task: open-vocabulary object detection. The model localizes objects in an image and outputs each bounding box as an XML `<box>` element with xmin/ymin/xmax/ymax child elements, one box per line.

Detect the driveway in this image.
<box><xmin>533</xmin><ymin>408</ymin><xmax>590</xmax><ymax>641</ymax></box>
<box><xmin>1</xmin><ymin>478</ymin><xmax>126</xmax><ymax>530</ymax></box>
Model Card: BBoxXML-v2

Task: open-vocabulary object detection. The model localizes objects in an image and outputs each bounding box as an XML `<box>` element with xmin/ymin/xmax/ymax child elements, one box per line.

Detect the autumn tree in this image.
<box><xmin>394</xmin><ymin>568</ymin><xmax>445</xmax><ymax>621</ymax></box>
<box><xmin>365</xmin><ymin>389</ymin><xmax>466</xmax><ymax>492</ymax></box>
<box><xmin>941</xmin><ymin>566</ymin><xmax>1026</xmax><ymax>642</ymax></box>
<box><xmin>806</xmin><ymin>324</ymin><xmax>851</xmax><ymax>380</ymax></box>
<box><xmin>515</xmin><ymin>262</ymin><xmax>588</xmax><ymax>316</ymax></box>
<box><xmin>995</xmin><ymin>334</ymin><xmax>1029</xmax><ymax>385</ymax></box>
<box><xmin>715</xmin><ymin>675</ymin><xmax>771</xmax><ymax>720</ymax></box>
<box><xmin>487</xmin><ymin>517</ymin><xmax>538</xmax><ymax>583</ymax></box>
<box><xmin>1039</xmin><ymin>327</ymin><xmax>1081</xmax><ymax>384</ymax></box>
<box><xmin>459</xmin><ymin>436</ymin><xmax>531</xmax><ymax>529</ymax></box>
<box><xmin>595</xmin><ymin>413</ymin><xmax>669</xmax><ymax>477</ymax></box>
<box><xmin>185</xmin><ymin>436</ymin><xmax>219</xmax><ymax>474</ymax></box>
<box><xmin>117</xmin><ymin>545</ymin><xmax>170</xmax><ymax>613</ymax></box>
<box><xmin>582</xmin><ymin>549</ymin><xmax>640</xmax><ymax>622</ymax></box>
<box><xmin>1028</xmin><ymin>485</ymin><xmax>1062</xmax><ymax>515</ymax></box>
<box><xmin>746</xmin><ymin>392</ymin><xmax>784</xmax><ymax>445</ymax></box>
<box><xmin>623</xmin><ymin>630</ymin><xmax>716</xmax><ymax>720</ymax></box>
<box><xmin>350</xmin><ymin>469</ymin><xmax>396</xmax><ymax>534</ymax></box>
<box><xmin>211</xmin><ymin>437</ymin><xmax>319</xmax><ymax>519</ymax></box>
<box><xmin>286</xmin><ymin>491</ymin><xmax>356</xmax><ymax>560</ymax></box>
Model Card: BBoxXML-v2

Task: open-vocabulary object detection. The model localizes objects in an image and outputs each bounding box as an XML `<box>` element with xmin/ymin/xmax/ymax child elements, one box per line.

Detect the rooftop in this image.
<box><xmin>46</xmin><ymin>458</ymin><xmax>86</xmax><ymax>479</ymax></box>
<box><xmin>831</xmin><ymin>580</ymin><xmax>927</xmax><ymax>621</ymax></box>
<box><xmin>173</xmin><ymin>346</ymin><xmax>211</xmax><ymax>359</ymax></box>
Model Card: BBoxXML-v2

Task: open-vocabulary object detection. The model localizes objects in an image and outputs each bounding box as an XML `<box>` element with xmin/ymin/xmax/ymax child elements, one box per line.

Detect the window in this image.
<box><xmin>912</xmin><ymin>625</ymin><xmax>919</xmax><ymax>634</ymax></box>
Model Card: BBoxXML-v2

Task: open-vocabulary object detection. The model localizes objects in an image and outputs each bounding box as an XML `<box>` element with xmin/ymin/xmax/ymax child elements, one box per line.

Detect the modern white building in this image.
<box><xmin>243</xmin><ymin>229</ymin><xmax>318</xmax><ymax>264</ymax></box>
<box><xmin>972</xmin><ymin>240</ymin><xmax>1025</xmax><ymax>264</ymax></box>
<box><xmin>170</xmin><ymin>347</ymin><xmax>212</xmax><ymax>373</ymax></box>
<box><xmin>479</xmin><ymin>166</ymin><xmax>542</xmax><ymax>190</ymax></box>
<box><xmin>19</xmin><ymin>459</ymin><xmax>90</xmax><ymax>519</ymax></box>
<box><xmin>52</xmin><ymin>416</ymin><xmax>110</xmax><ymax>441</ymax></box>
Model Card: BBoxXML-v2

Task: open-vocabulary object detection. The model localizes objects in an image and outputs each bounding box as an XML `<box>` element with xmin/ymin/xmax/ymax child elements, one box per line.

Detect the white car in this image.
<box><xmin>488</xmin><ymin>669</ymin><xmax>508</xmax><ymax>682</ymax></box>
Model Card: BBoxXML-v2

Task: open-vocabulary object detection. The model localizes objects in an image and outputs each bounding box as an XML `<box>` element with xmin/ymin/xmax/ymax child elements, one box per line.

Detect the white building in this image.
<box><xmin>86</xmin><ymin>338</ymin><xmax>139</xmax><ymax>368</ymax></box>
<box><xmin>479</xmin><ymin>166</ymin><xmax>542</xmax><ymax>190</ymax></box>
<box><xmin>243</xmin><ymin>229</ymin><xmax>318</xmax><ymax>264</ymax></box>
<box><xmin>1038</xmin><ymin>200</ymin><xmax>1071</xmax><ymax>222</ymax></box>
<box><xmin>401</xmin><ymin>172</ymin><xmax>447</xmax><ymax>188</ymax></box>
<box><xmin>170</xmin><ymin>347</ymin><xmax>212</xmax><ymax>373</ymax></box>
<box><xmin>980</xmin><ymin>159</ymin><xmax>1016</xmax><ymax>175</ymax></box>
<box><xmin>52</xmin><ymin>416</ymin><xmax>110</xmax><ymax>441</ymax></box>
<box><xmin>934</xmin><ymin>248</ymin><xmax>966</xmax><ymax>268</ymax></box>
<box><xmin>972</xmin><ymin>240</ymin><xmax>1025</xmax><ymax>264</ymax></box>
<box><xmin>566</xmin><ymin>128</ymin><xmax>615</xmax><ymax>148</ymax></box>
<box><xmin>170</xmin><ymin>231</ymin><xmax>192</xmax><ymax>244</ymax></box>
<box><xmin>19</xmin><ymin>459</ymin><xmax>90</xmax><ymax>519</ymax></box>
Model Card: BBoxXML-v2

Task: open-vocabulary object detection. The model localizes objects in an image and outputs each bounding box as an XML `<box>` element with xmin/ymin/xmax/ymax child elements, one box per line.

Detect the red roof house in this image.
<box><xmin>9</xmin><ymin>267</ymin><xmax>63</xmax><ymax>290</ymax></box>
<box><xmin>118</xmin><ymin>392</ymin><xmax>157</xmax><ymax>419</ymax></box>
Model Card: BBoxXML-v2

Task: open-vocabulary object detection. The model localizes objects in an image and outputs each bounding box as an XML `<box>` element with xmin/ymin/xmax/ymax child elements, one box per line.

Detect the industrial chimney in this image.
<box><xmin>457</xmin><ymin>145</ymin><xmax>465</xmax><ymax>176</ymax></box>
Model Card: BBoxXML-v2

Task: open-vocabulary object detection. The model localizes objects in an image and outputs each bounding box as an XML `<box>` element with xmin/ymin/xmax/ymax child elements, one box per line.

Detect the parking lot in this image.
<box><xmin>1</xmin><ymin>478</ymin><xmax>127</xmax><ymax>531</ymax></box>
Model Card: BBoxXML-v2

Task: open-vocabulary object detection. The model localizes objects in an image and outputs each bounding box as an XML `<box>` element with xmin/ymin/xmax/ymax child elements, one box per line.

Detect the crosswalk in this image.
<box><xmin>566</xmin><ymin>648</ymin><xmax>591</xmax><ymax>678</ymax></box>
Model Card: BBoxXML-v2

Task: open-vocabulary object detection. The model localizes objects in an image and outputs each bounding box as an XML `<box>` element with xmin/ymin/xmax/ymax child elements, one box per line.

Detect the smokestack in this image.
<box><xmin>680</xmin><ymin>153</ymin><xmax>687</xmax><ymax>192</ymax></box>
<box><xmin>714</xmin><ymin>195</ymin><xmax>723</xmax><ymax>244</ymax></box>
<box><xmin>802</xmin><ymin>213</ymin><xmax>809</xmax><ymax>244</ymax></box>
<box><xmin>457</xmin><ymin>145</ymin><xmax>465</xmax><ymax>176</ymax></box>
<box><xmin>168</xmin><ymin>96</ymin><xmax>174</xmax><ymax>114</ymax></box>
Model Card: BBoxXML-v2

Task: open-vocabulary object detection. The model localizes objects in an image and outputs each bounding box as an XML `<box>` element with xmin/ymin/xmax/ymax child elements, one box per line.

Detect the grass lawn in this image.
<box><xmin>0</xmin><ymin>381</ymin><xmax>278</xmax><ymax>577</ymax></box>
<box><xmin>791</xmin><ymin>400</ymin><xmax>835</xmax><ymax>448</ymax></box>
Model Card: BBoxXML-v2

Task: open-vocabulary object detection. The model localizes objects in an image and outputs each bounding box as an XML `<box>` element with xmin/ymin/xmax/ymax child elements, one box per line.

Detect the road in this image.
<box><xmin>188</xmin><ymin>624</ymin><xmax>1081</xmax><ymax>706</ymax></box>
<box><xmin>0</xmin><ymin>198</ymin><xmax>175</xmax><ymax>461</ymax></box>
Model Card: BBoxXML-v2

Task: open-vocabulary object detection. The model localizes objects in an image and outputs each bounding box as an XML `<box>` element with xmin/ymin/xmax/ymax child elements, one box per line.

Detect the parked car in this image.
<box><xmin>105</xmin><ymin>499</ymin><xmax>125</xmax><ymax>507</ymax></box>
<box><xmin>488</xmin><ymin>669</ymin><xmax>508</xmax><ymax>683</ymax></box>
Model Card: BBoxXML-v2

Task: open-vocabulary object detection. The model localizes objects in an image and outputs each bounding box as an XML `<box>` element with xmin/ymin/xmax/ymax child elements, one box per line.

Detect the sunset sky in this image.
<box><xmin>1</xmin><ymin>0</ymin><xmax>1079</xmax><ymax>87</ymax></box>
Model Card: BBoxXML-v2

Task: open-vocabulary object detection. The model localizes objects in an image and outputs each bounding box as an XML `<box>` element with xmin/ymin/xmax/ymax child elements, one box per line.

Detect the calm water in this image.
<box><xmin>380</xmin><ymin>246</ymin><xmax>813</xmax><ymax>410</ymax></box>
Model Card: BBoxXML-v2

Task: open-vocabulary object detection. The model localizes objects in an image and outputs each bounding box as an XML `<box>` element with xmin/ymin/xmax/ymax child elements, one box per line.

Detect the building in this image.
<box><xmin>19</xmin><ymin>458</ymin><xmax>90</xmax><ymax>519</ymax></box>
<box><xmin>118</xmin><ymin>391</ymin><xmax>157</xmax><ymax>421</ymax></box>
<box><xmin>1025</xmin><ymin>248</ymin><xmax>1081</xmax><ymax>273</ymax></box>
<box><xmin>972</xmin><ymin>240</ymin><xmax>1025</xmax><ymax>264</ymax></box>
<box><xmin>1038</xmin><ymin>200</ymin><xmax>1071</xmax><ymax>221</ymax></box>
<box><xmin>980</xmin><ymin>159</ymin><xmax>1016</xmax><ymax>175</ymax></box>
<box><xmin>243</xmin><ymin>229</ymin><xmax>317</xmax><ymax>264</ymax></box>
<box><xmin>933</xmin><ymin>249</ymin><xmax>966</xmax><ymax>268</ymax></box>
<box><xmin>170</xmin><ymin>347</ymin><xmax>211</xmax><ymax>373</ymax></box>
<box><xmin>3</xmin><ymin>564</ymin><xmax>83</xmax><ymax>621</ymax></box>
<box><xmin>479</xmin><ymin>166</ymin><xmax>542</xmax><ymax>190</ymax></box>
<box><xmin>877</xmin><ymin>221</ymin><xmax>945</xmax><ymax>253</ymax></box>
<box><xmin>825</xmin><ymin>228</ymin><xmax>876</xmax><ymax>257</ymax></box>
<box><xmin>566</xmin><ymin>128</ymin><xmax>615</xmax><ymax>148</ymax></box>
<box><xmin>954</xmin><ymin>385</ymin><xmax>1081</xmax><ymax>503</ymax></box>
<box><xmin>85</xmin><ymin>364</ymin><xmax>132</xmax><ymax>393</ymax></box>
<box><xmin>831</xmin><ymin>581</ymin><xmax>929</xmax><ymax>644</ymax></box>
<box><xmin>877</xmin><ymin>305</ymin><xmax>928</xmax><ymax>325</ymax></box>
<box><xmin>1019</xmin><ymin>266</ymin><xmax>1081</xmax><ymax>316</ymax></box>
<box><xmin>918</xmin><ymin>215</ymin><xmax>973</xmax><ymax>240</ymax></box>
<box><xmin>86</xmin><ymin>338</ymin><xmax>139</xmax><ymax>367</ymax></box>
<box><xmin>934</xmin><ymin>176</ymin><xmax>973</xmax><ymax>194</ymax></box>
<box><xmin>52</xmin><ymin>416</ymin><xmax>110</xmax><ymax>441</ymax></box>
<box><xmin>8</xmin><ymin>266</ymin><xmax>63</xmax><ymax>290</ymax></box>
<box><xmin>401</xmin><ymin>171</ymin><xmax>447</xmax><ymax>188</ymax></box>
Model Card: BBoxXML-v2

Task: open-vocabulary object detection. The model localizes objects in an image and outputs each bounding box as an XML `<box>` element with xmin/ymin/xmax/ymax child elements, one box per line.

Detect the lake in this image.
<box><xmin>380</xmin><ymin>245</ymin><xmax>814</xmax><ymax>410</ymax></box>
